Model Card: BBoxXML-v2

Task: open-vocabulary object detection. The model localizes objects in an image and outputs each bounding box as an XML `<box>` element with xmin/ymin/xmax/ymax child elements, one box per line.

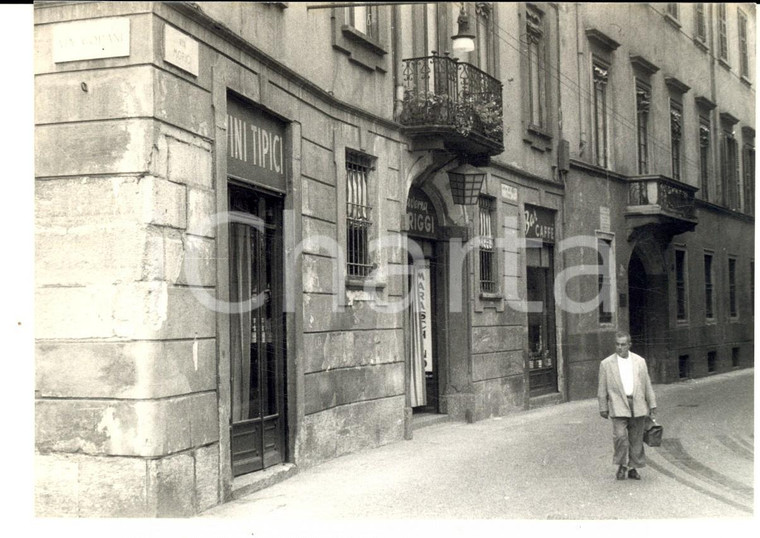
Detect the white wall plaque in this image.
<box><xmin>600</xmin><ymin>206</ymin><xmax>610</xmax><ymax>232</ymax></box>
<box><xmin>163</xmin><ymin>24</ymin><xmax>199</xmax><ymax>77</ymax></box>
<box><xmin>53</xmin><ymin>17</ymin><xmax>130</xmax><ymax>63</ymax></box>
<box><xmin>501</xmin><ymin>183</ymin><xmax>518</xmax><ymax>202</ymax></box>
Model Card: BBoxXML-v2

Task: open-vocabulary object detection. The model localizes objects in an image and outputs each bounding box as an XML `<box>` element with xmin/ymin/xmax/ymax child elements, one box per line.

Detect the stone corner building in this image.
<box><xmin>35</xmin><ymin>2</ymin><xmax>754</xmax><ymax>516</ymax></box>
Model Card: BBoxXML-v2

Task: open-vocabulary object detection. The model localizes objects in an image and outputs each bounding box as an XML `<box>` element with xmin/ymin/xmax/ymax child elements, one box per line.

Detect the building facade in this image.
<box><xmin>34</xmin><ymin>2</ymin><xmax>754</xmax><ymax>517</ymax></box>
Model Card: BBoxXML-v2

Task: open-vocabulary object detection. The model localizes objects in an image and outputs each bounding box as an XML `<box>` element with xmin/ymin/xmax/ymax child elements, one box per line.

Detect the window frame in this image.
<box><xmin>670</xmin><ymin>99</ymin><xmax>683</xmax><ymax>180</ymax></box>
<box><xmin>597</xmin><ymin>235</ymin><xmax>614</xmax><ymax>325</ymax></box>
<box><xmin>345</xmin><ymin>150</ymin><xmax>375</xmax><ymax>280</ymax></box>
<box><xmin>699</xmin><ymin>115</ymin><xmax>711</xmax><ymax>201</ymax></box>
<box><xmin>738</xmin><ymin>9</ymin><xmax>749</xmax><ymax>79</ymax></box>
<box><xmin>728</xmin><ymin>257</ymin><xmax>738</xmax><ymax>319</ymax></box>
<box><xmin>635</xmin><ymin>79</ymin><xmax>651</xmax><ymax>174</ymax></box>
<box><xmin>718</xmin><ymin>3</ymin><xmax>729</xmax><ymax>64</ymax></box>
<box><xmin>592</xmin><ymin>57</ymin><xmax>610</xmax><ymax>169</ymax></box>
<box><xmin>704</xmin><ymin>252</ymin><xmax>715</xmax><ymax>320</ymax></box>
<box><xmin>478</xmin><ymin>195</ymin><xmax>497</xmax><ymax>294</ymax></box>
<box><xmin>675</xmin><ymin>248</ymin><xmax>688</xmax><ymax>322</ymax></box>
<box><xmin>742</xmin><ymin>140</ymin><xmax>755</xmax><ymax>215</ymax></box>
<box><xmin>694</xmin><ymin>4</ymin><xmax>707</xmax><ymax>43</ymax></box>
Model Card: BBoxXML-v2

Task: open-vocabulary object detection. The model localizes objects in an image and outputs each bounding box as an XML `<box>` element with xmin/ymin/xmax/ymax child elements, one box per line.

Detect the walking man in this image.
<box><xmin>597</xmin><ymin>331</ymin><xmax>657</xmax><ymax>480</ymax></box>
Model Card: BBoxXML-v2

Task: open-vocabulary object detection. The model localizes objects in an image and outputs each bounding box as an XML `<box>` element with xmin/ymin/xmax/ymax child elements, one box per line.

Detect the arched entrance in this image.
<box><xmin>627</xmin><ymin>246</ymin><xmax>669</xmax><ymax>382</ymax></box>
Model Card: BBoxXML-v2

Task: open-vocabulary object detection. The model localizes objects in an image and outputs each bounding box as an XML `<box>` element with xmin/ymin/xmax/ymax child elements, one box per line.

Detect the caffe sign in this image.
<box><xmin>524</xmin><ymin>204</ymin><xmax>556</xmax><ymax>242</ymax></box>
<box><xmin>406</xmin><ymin>188</ymin><xmax>437</xmax><ymax>239</ymax></box>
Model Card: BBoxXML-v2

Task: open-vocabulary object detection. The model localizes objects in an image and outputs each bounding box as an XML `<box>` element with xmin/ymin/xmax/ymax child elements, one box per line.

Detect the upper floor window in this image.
<box><xmin>474</xmin><ymin>2</ymin><xmax>496</xmax><ymax>75</ymax></box>
<box><xmin>346</xmin><ymin>151</ymin><xmax>374</xmax><ymax>278</ymax></box>
<box><xmin>526</xmin><ymin>4</ymin><xmax>547</xmax><ymax>131</ymax></box>
<box><xmin>721</xmin><ymin>126</ymin><xmax>740</xmax><ymax>210</ymax></box>
<box><xmin>742</xmin><ymin>139</ymin><xmax>755</xmax><ymax>215</ymax></box>
<box><xmin>718</xmin><ymin>4</ymin><xmax>729</xmax><ymax>63</ymax></box>
<box><xmin>699</xmin><ymin>116</ymin><xmax>711</xmax><ymax>201</ymax></box>
<box><xmin>667</xmin><ymin>4</ymin><xmax>679</xmax><ymax>20</ymax></box>
<box><xmin>694</xmin><ymin>4</ymin><xmax>706</xmax><ymax>42</ymax></box>
<box><xmin>592</xmin><ymin>60</ymin><xmax>610</xmax><ymax>168</ymax></box>
<box><xmin>738</xmin><ymin>9</ymin><xmax>749</xmax><ymax>79</ymax></box>
<box><xmin>349</xmin><ymin>5</ymin><xmax>379</xmax><ymax>40</ymax></box>
<box><xmin>478</xmin><ymin>196</ymin><xmax>496</xmax><ymax>293</ymax></box>
<box><xmin>636</xmin><ymin>80</ymin><xmax>651</xmax><ymax>174</ymax></box>
<box><xmin>670</xmin><ymin>100</ymin><xmax>683</xmax><ymax>180</ymax></box>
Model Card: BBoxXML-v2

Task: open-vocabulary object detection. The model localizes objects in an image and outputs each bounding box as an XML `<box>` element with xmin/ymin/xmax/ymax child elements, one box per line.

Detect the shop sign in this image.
<box><xmin>164</xmin><ymin>25</ymin><xmax>199</xmax><ymax>76</ymax></box>
<box><xmin>501</xmin><ymin>182</ymin><xmax>518</xmax><ymax>202</ymax></box>
<box><xmin>524</xmin><ymin>204</ymin><xmax>556</xmax><ymax>242</ymax></box>
<box><xmin>53</xmin><ymin>17</ymin><xmax>130</xmax><ymax>63</ymax></box>
<box><xmin>406</xmin><ymin>188</ymin><xmax>437</xmax><ymax>239</ymax></box>
<box><xmin>410</xmin><ymin>260</ymin><xmax>432</xmax><ymax>407</ymax></box>
<box><xmin>227</xmin><ymin>97</ymin><xmax>287</xmax><ymax>192</ymax></box>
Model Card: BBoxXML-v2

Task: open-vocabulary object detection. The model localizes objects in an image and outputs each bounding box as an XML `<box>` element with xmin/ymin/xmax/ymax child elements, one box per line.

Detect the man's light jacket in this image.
<box><xmin>597</xmin><ymin>353</ymin><xmax>657</xmax><ymax>417</ymax></box>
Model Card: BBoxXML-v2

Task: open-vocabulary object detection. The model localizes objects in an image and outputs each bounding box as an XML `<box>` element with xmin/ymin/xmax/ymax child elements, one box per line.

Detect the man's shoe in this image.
<box><xmin>628</xmin><ymin>468</ymin><xmax>641</xmax><ymax>480</ymax></box>
<box><xmin>616</xmin><ymin>466</ymin><xmax>627</xmax><ymax>480</ymax></box>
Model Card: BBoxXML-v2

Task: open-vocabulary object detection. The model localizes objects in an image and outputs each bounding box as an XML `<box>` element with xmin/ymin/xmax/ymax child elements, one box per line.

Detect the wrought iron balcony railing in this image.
<box><xmin>400</xmin><ymin>54</ymin><xmax>504</xmax><ymax>155</ymax></box>
<box><xmin>627</xmin><ymin>175</ymin><xmax>698</xmax><ymax>221</ymax></box>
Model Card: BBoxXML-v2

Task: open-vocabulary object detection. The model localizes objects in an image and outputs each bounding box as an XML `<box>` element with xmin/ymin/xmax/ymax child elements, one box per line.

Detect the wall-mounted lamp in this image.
<box><xmin>451</xmin><ymin>3</ymin><xmax>476</xmax><ymax>54</ymax></box>
<box><xmin>447</xmin><ymin>163</ymin><xmax>486</xmax><ymax>205</ymax></box>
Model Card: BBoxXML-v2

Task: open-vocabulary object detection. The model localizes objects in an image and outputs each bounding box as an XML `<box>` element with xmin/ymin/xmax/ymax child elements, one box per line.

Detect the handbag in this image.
<box><xmin>643</xmin><ymin>416</ymin><xmax>663</xmax><ymax>447</ymax></box>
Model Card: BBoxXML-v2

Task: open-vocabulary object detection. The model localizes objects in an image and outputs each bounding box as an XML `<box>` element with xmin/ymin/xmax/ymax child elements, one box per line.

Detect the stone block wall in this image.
<box><xmin>34</xmin><ymin>5</ymin><xmax>220</xmax><ymax>517</ymax></box>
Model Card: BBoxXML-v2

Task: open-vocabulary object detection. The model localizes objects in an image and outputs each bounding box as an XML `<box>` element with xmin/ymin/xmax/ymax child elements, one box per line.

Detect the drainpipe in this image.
<box><xmin>392</xmin><ymin>4</ymin><xmax>405</xmax><ymax>122</ymax></box>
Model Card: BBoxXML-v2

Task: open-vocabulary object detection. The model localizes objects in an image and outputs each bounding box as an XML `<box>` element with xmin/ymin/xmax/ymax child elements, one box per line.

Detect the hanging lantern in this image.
<box><xmin>451</xmin><ymin>4</ymin><xmax>476</xmax><ymax>54</ymax></box>
<box><xmin>447</xmin><ymin>163</ymin><xmax>486</xmax><ymax>205</ymax></box>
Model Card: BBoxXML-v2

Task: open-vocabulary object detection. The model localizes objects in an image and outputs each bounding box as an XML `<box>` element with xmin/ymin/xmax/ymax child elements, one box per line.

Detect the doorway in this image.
<box><xmin>228</xmin><ymin>183</ymin><xmax>287</xmax><ymax>477</ymax></box>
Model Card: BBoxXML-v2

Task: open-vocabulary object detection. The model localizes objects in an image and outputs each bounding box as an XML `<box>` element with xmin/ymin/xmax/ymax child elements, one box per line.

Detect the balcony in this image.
<box><xmin>399</xmin><ymin>54</ymin><xmax>504</xmax><ymax>159</ymax></box>
<box><xmin>625</xmin><ymin>175</ymin><xmax>698</xmax><ymax>241</ymax></box>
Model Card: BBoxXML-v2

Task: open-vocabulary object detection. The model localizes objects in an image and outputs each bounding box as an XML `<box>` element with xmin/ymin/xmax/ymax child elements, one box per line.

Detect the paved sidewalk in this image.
<box><xmin>201</xmin><ymin>369</ymin><xmax>755</xmax><ymax>529</ymax></box>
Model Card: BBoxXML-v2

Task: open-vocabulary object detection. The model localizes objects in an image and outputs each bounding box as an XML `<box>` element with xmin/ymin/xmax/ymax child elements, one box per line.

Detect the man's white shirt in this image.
<box><xmin>616</xmin><ymin>354</ymin><xmax>634</xmax><ymax>396</ymax></box>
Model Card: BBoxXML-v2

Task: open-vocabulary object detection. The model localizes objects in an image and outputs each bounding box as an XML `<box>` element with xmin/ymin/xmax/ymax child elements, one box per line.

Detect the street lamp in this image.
<box><xmin>451</xmin><ymin>3</ymin><xmax>476</xmax><ymax>54</ymax></box>
<box><xmin>447</xmin><ymin>163</ymin><xmax>486</xmax><ymax>205</ymax></box>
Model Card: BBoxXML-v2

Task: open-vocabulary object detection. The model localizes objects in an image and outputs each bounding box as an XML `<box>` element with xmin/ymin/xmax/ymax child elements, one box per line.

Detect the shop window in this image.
<box><xmin>526</xmin><ymin>243</ymin><xmax>557</xmax><ymax>395</ymax></box>
<box><xmin>728</xmin><ymin>257</ymin><xmax>737</xmax><ymax>318</ymax></box>
<box><xmin>597</xmin><ymin>237</ymin><xmax>613</xmax><ymax>324</ymax></box>
<box><xmin>738</xmin><ymin>9</ymin><xmax>749</xmax><ymax>80</ymax></box>
<box><xmin>732</xmin><ymin>347</ymin><xmax>740</xmax><ymax>368</ymax></box>
<box><xmin>694</xmin><ymin>4</ymin><xmax>706</xmax><ymax>43</ymax></box>
<box><xmin>478</xmin><ymin>196</ymin><xmax>496</xmax><ymax>293</ymax></box>
<box><xmin>718</xmin><ymin>4</ymin><xmax>728</xmax><ymax>63</ymax></box>
<box><xmin>675</xmin><ymin>249</ymin><xmax>687</xmax><ymax>321</ymax></box>
<box><xmin>346</xmin><ymin>151</ymin><xmax>374</xmax><ymax>278</ymax></box>
<box><xmin>592</xmin><ymin>59</ymin><xmax>610</xmax><ymax>168</ymax></box>
<box><xmin>699</xmin><ymin>116</ymin><xmax>711</xmax><ymax>200</ymax></box>
<box><xmin>704</xmin><ymin>253</ymin><xmax>714</xmax><ymax>319</ymax></box>
<box><xmin>636</xmin><ymin>80</ymin><xmax>651</xmax><ymax>174</ymax></box>
<box><xmin>670</xmin><ymin>100</ymin><xmax>683</xmax><ymax>180</ymax></box>
<box><xmin>707</xmin><ymin>351</ymin><xmax>717</xmax><ymax>373</ymax></box>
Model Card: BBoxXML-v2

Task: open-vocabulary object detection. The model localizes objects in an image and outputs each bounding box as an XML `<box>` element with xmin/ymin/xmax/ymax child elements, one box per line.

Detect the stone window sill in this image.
<box><xmin>479</xmin><ymin>291</ymin><xmax>503</xmax><ymax>301</ymax></box>
<box><xmin>346</xmin><ymin>276</ymin><xmax>386</xmax><ymax>291</ymax></box>
<box><xmin>341</xmin><ymin>25</ymin><xmax>387</xmax><ymax>56</ymax></box>
<box><xmin>718</xmin><ymin>57</ymin><xmax>731</xmax><ymax>71</ymax></box>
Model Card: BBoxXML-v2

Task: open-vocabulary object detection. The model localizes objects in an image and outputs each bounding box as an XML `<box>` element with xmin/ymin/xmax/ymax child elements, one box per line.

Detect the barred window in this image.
<box><xmin>346</xmin><ymin>152</ymin><xmax>373</xmax><ymax>278</ymax></box>
<box><xmin>636</xmin><ymin>81</ymin><xmax>650</xmax><ymax>174</ymax></box>
<box><xmin>704</xmin><ymin>253</ymin><xmax>714</xmax><ymax>319</ymax></box>
<box><xmin>478</xmin><ymin>196</ymin><xmax>496</xmax><ymax>293</ymax></box>
<box><xmin>675</xmin><ymin>249</ymin><xmax>687</xmax><ymax>320</ymax></box>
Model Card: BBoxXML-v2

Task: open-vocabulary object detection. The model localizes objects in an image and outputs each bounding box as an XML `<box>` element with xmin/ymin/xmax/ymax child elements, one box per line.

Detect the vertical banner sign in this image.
<box><xmin>410</xmin><ymin>260</ymin><xmax>432</xmax><ymax>406</ymax></box>
<box><xmin>227</xmin><ymin>97</ymin><xmax>287</xmax><ymax>193</ymax></box>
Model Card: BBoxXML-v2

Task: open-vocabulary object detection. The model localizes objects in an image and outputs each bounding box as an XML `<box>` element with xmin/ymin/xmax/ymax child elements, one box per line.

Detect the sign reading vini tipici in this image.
<box><xmin>227</xmin><ymin>97</ymin><xmax>287</xmax><ymax>192</ymax></box>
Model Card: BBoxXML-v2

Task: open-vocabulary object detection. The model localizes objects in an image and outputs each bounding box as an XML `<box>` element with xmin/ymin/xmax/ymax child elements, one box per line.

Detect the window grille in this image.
<box><xmin>346</xmin><ymin>152</ymin><xmax>373</xmax><ymax>278</ymax></box>
<box><xmin>479</xmin><ymin>196</ymin><xmax>496</xmax><ymax>293</ymax></box>
<box><xmin>728</xmin><ymin>258</ymin><xmax>737</xmax><ymax>317</ymax></box>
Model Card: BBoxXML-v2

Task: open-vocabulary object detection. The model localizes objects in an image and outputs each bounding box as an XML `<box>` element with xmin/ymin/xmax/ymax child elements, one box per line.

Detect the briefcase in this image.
<box><xmin>643</xmin><ymin>416</ymin><xmax>663</xmax><ymax>447</ymax></box>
